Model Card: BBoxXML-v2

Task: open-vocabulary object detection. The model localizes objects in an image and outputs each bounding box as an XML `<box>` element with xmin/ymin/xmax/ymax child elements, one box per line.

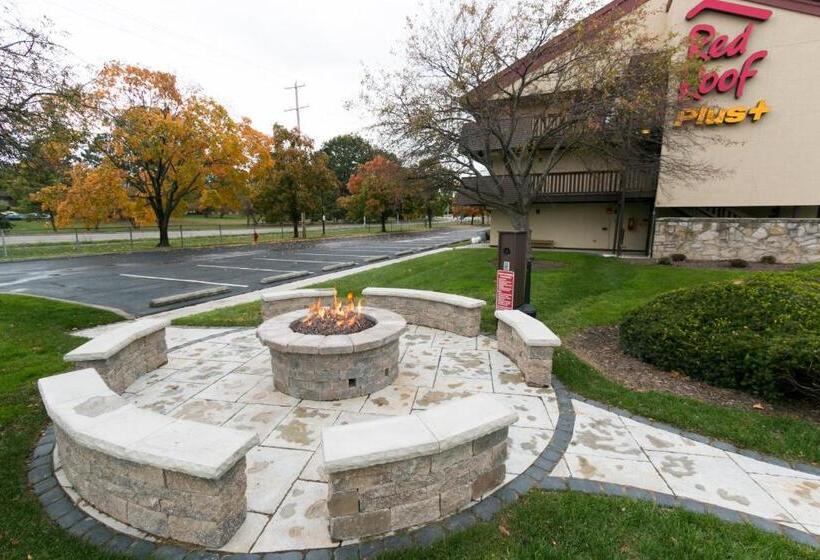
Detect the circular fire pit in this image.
<box><xmin>257</xmin><ymin>306</ymin><xmax>406</xmax><ymax>401</ymax></box>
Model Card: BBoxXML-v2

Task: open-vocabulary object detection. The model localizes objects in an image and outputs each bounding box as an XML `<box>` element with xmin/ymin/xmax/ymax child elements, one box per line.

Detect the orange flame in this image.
<box><xmin>304</xmin><ymin>291</ymin><xmax>364</xmax><ymax>328</ymax></box>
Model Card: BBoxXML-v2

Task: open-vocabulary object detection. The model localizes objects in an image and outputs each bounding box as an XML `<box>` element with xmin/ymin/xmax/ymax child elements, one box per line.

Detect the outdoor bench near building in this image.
<box><xmin>322</xmin><ymin>394</ymin><xmax>517</xmax><ymax>540</ymax></box>
<box><xmin>495</xmin><ymin>309</ymin><xmax>561</xmax><ymax>387</ymax></box>
<box><xmin>64</xmin><ymin>318</ymin><xmax>169</xmax><ymax>393</ymax></box>
<box><xmin>38</xmin><ymin>369</ymin><xmax>257</xmax><ymax>547</ymax></box>
<box><xmin>361</xmin><ymin>287</ymin><xmax>485</xmax><ymax>337</ymax></box>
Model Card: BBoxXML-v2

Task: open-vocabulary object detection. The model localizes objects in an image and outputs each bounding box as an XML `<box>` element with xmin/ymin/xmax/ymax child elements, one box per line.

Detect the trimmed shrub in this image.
<box><xmin>729</xmin><ymin>258</ymin><xmax>748</xmax><ymax>268</ymax></box>
<box><xmin>657</xmin><ymin>257</ymin><xmax>672</xmax><ymax>265</ymax></box>
<box><xmin>760</xmin><ymin>255</ymin><xmax>777</xmax><ymax>265</ymax></box>
<box><xmin>671</xmin><ymin>253</ymin><xmax>687</xmax><ymax>262</ymax></box>
<box><xmin>619</xmin><ymin>274</ymin><xmax>820</xmax><ymax>402</ymax></box>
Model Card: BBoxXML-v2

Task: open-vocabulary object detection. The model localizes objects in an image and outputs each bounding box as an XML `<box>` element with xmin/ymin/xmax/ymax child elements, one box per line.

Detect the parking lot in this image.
<box><xmin>0</xmin><ymin>228</ymin><xmax>485</xmax><ymax>316</ymax></box>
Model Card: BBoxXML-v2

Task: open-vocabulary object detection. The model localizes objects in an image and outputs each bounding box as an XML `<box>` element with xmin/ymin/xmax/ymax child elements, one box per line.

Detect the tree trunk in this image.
<box><xmin>380</xmin><ymin>213</ymin><xmax>387</xmax><ymax>233</ymax></box>
<box><xmin>157</xmin><ymin>223</ymin><xmax>171</xmax><ymax>247</ymax></box>
<box><xmin>292</xmin><ymin>214</ymin><xmax>300</xmax><ymax>238</ymax></box>
<box><xmin>427</xmin><ymin>208</ymin><xmax>433</xmax><ymax>229</ymax></box>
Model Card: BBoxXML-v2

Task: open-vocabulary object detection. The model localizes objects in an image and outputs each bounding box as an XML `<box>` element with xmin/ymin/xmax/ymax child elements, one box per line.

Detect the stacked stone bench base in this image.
<box><xmin>55</xmin><ymin>427</ymin><xmax>247</xmax><ymax>547</ymax></box>
<box><xmin>260</xmin><ymin>288</ymin><xmax>337</xmax><ymax>320</ymax></box>
<box><xmin>322</xmin><ymin>394</ymin><xmax>517</xmax><ymax>541</ymax></box>
<box><xmin>64</xmin><ymin>319</ymin><xmax>169</xmax><ymax>394</ymax></box>
<box><xmin>362</xmin><ymin>287</ymin><xmax>486</xmax><ymax>338</ymax></box>
<box><xmin>38</xmin><ymin>369</ymin><xmax>257</xmax><ymax>548</ymax></box>
<box><xmin>495</xmin><ymin>310</ymin><xmax>561</xmax><ymax>387</ymax></box>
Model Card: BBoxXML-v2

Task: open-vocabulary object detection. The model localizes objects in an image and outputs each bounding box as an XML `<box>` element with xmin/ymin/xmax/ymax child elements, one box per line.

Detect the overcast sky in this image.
<box><xmin>15</xmin><ymin>0</ymin><xmax>424</xmax><ymax>146</ymax></box>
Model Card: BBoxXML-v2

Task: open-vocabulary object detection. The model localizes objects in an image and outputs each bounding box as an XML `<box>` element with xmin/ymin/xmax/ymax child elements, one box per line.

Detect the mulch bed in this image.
<box><xmin>629</xmin><ymin>259</ymin><xmax>797</xmax><ymax>271</ymax></box>
<box><xmin>565</xmin><ymin>326</ymin><xmax>820</xmax><ymax>424</ymax></box>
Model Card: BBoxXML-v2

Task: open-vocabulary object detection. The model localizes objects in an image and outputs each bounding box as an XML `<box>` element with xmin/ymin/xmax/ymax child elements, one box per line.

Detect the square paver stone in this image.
<box><xmin>506</xmin><ymin>426</ymin><xmax>554</xmax><ymax>475</ymax></box>
<box><xmin>239</xmin><ymin>379</ymin><xmax>300</xmax><ymax>407</ymax></box>
<box><xmin>493</xmin><ymin>393</ymin><xmax>552</xmax><ymax>429</ymax></box>
<box><xmin>219</xmin><ymin>511</ymin><xmax>270</xmax><ymax>553</ymax></box>
<box><xmin>130</xmin><ymin>381</ymin><xmax>206</xmax><ymax>414</ymax></box>
<box><xmin>360</xmin><ymin>385</ymin><xmax>417</xmax><ymax>415</ymax></box>
<box><xmin>251</xmin><ymin>481</ymin><xmax>334</xmax><ymax>553</ymax></box>
<box><xmin>564</xmin><ymin>452</ymin><xmax>673</xmax><ymax>494</ymax></box>
<box><xmin>168</xmin><ymin>360</ymin><xmax>240</xmax><ymax>384</ymax></box>
<box><xmin>172</xmin><ymin>399</ymin><xmax>245</xmax><ymax>425</ymax></box>
<box><xmin>750</xmin><ymin>473</ymin><xmax>820</xmax><ymax>526</ymax></box>
<box><xmin>196</xmin><ymin>374</ymin><xmax>263</xmax><ymax>402</ymax></box>
<box><xmin>223</xmin><ymin>404</ymin><xmax>292</xmax><ymax>440</ymax></box>
<box><xmin>646</xmin><ymin>451</ymin><xmax>796</xmax><ymax>522</ymax></box>
<box><xmin>413</xmin><ymin>387</ymin><xmax>478</xmax><ymax>410</ymax></box>
<box><xmin>246</xmin><ymin>446</ymin><xmax>312</xmax><ymax>514</ymax></box>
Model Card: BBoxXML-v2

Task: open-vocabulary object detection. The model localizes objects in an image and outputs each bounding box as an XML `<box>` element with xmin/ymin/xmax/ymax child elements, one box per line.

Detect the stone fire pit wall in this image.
<box><xmin>322</xmin><ymin>395</ymin><xmax>517</xmax><ymax>540</ymax></box>
<box><xmin>64</xmin><ymin>319</ymin><xmax>169</xmax><ymax>394</ymax></box>
<box><xmin>495</xmin><ymin>310</ymin><xmax>561</xmax><ymax>387</ymax></box>
<box><xmin>257</xmin><ymin>307</ymin><xmax>406</xmax><ymax>401</ymax></box>
<box><xmin>38</xmin><ymin>369</ymin><xmax>257</xmax><ymax>548</ymax></box>
<box><xmin>361</xmin><ymin>288</ymin><xmax>486</xmax><ymax>337</ymax></box>
<box><xmin>261</xmin><ymin>288</ymin><xmax>337</xmax><ymax>320</ymax></box>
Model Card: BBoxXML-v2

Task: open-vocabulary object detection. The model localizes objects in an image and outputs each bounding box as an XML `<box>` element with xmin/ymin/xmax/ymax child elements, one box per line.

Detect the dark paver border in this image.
<box><xmin>29</xmin><ymin>363</ymin><xmax>819</xmax><ymax>558</ymax></box>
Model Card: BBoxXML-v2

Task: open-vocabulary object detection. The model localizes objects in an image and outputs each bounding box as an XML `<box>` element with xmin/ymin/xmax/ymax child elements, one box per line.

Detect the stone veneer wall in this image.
<box><xmin>362</xmin><ymin>296</ymin><xmax>482</xmax><ymax>337</ymax></box>
<box><xmin>652</xmin><ymin>218</ymin><xmax>820</xmax><ymax>264</ymax></box>
<box><xmin>76</xmin><ymin>330</ymin><xmax>167</xmax><ymax>394</ymax></box>
<box><xmin>271</xmin><ymin>338</ymin><xmax>399</xmax><ymax>400</ymax></box>
<box><xmin>261</xmin><ymin>295</ymin><xmax>336</xmax><ymax>320</ymax></box>
<box><xmin>55</xmin><ymin>427</ymin><xmax>247</xmax><ymax>547</ymax></box>
<box><xmin>327</xmin><ymin>427</ymin><xmax>508</xmax><ymax>541</ymax></box>
<box><xmin>496</xmin><ymin>321</ymin><xmax>553</xmax><ymax>387</ymax></box>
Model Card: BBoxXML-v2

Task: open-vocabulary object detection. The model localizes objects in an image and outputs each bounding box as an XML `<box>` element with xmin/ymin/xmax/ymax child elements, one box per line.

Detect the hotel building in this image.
<box><xmin>458</xmin><ymin>0</ymin><xmax>820</xmax><ymax>263</ymax></box>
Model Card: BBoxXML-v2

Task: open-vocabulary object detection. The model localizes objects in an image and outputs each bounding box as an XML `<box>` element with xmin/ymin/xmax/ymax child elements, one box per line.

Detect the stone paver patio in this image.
<box><xmin>58</xmin><ymin>324</ymin><xmax>558</xmax><ymax>553</ymax></box>
<box><xmin>51</xmin><ymin>324</ymin><xmax>820</xmax><ymax>553</ymax></box>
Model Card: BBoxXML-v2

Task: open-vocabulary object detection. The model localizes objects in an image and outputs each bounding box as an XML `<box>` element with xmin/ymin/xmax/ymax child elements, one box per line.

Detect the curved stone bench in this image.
<box><xmin>495</xmin><ymin>310</ymin><xmax>561</xmax><ymax>387</ymax></box>
<box><xmin>261</xmin><ymin>288</ymin><xmax>337</xmax><ymax>320</ymax></box>
<box><xmin>38</xmin><ymin>368</ymin><xmax>258</xmax><ymax>548</ymax></box>
<box><xmin>64</xmin><ymin>318</ymin><xmax>169</xmax><ymax>394</ymax></box>
<box><xmin>361</xmin><ymin>288</ymin><xmax>485</xmax><ymax>337</ymax></box>
<box><xmin>322</xmin><ymin>394</ymin><xmax>516</xmax><ymax>540</ymax></box>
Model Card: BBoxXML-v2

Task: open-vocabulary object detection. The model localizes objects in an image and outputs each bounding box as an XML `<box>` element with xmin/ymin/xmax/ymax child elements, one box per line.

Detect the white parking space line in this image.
<box><xmin>0</xmin><ymin>274</ymin><xmax>52</xmax><ymax>288</ymax></box>
<box><xmin>119</xmin><ymin>273</ymin><xmax>249</xmax><ymax>288</ymax></box>
<box><xmin>254</xmin><ymin>257</ymin><xmax>349</xmax><ymax>264</ymax></box>
<box><xmin>197</xmin><ymin>265</ymin><xmax>293</xmax><ymax>273</ymax></box>
<box><xmin>295</xmin><ymin>252</ymin><xmax>381</xmax><ymax>258</ymax></box>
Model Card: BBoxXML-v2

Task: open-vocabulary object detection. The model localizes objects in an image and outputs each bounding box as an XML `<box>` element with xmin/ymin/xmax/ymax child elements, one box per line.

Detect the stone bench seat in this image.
<box><xmin>361</xmin><ymin>287</ymin><xmax>486</xmax><ymax>337</ymax></box>
<box><xmin>322</xmin><ymin>394</ymin><xmax>517</xmax><ymax>540</ymax></box>
<box><xmin>261</xmin><ymin>287</ymin><xmax>337</xmax><ymax>319</ymax></box>
<box><xmin>64</xmin><ymin>318</ymin><xmax>169</xmax><ymax>393</ymax></box>
<box><xmin>38</xmin><ymin>368</ymin><xmax>258</xmax><ymax>547</ymax></box>
<box><xmin>495</xmin><ymin>309</ymin><xmax>561</xmax><ymax>387</ymax></box>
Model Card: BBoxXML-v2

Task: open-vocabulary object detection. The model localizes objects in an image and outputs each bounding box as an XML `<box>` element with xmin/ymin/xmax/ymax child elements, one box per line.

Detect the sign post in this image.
<box><xmin>496</xmin><ymin>269</ymin><xmax>515</xmax><ymax>311</ymax></box>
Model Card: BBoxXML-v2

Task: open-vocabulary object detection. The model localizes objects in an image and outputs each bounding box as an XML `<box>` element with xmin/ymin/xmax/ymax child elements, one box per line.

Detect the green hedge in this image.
<box><xmin>619</xmin><ymin>274</ymin><xmax>820</xmax><ymax>402</ymax></box>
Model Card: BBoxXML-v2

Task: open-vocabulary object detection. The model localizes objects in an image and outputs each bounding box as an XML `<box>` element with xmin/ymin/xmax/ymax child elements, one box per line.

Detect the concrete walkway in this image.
<box><xmin>552</xmin><ymin>399</ymin><xmax>819</xmax><ymax>539</ymax></box>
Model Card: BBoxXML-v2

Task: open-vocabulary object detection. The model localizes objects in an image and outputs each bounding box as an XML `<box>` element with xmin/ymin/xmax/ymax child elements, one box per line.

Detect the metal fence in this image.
<box><xmin>0</xmin><ymin>218</ymin><xmax>455</xmax><ymax>259</ymax></box>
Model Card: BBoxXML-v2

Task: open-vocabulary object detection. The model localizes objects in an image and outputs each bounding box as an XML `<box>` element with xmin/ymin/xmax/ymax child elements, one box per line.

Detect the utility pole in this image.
<box><xmin>285</xmin><ymin>81</ymin><xmax>308</xmax><ymax>131</ymax></box>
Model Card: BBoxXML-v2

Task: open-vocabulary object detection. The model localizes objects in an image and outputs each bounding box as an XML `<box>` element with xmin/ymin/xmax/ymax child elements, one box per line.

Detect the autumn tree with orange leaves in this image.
<box><xmin>90</xmin><ymin>63</ymin><xmax>242</xmax><ymax>246</ymax></box>
<box><xmin>251</xmin><ymin>125</ymin><xmax>337</xmax><ymax>238</ymax></box>
<box><xmin>341</xmin><ymin>155</ymin><xmax>406</xmax><ymax>233</ymax></box>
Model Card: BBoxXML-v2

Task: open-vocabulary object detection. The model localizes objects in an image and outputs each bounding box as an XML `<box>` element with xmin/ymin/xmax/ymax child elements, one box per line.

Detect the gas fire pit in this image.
<box><xmin>256</xmin><ymin>294</ymin><xmax>406</xmax><ymax>400</ymax></box>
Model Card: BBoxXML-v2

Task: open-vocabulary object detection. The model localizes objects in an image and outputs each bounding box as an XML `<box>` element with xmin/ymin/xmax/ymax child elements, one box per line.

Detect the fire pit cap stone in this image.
<box><xmin>362</xmin><ymin>287</ymin><xmax>486</xmax><ymax>309</ymax></box>
<box><xmin>261</xmin><ymin>287</ymin><xmax>336</xmax><ymax>303</ymax></box>
<box><xmin>256</xmin><ymin>306</ymin><xmax>406</xmax><ymax>355</ymax></box>
<box><xmin>317</xmin><ymin>335</ymin><xmax>355</xmax><ymax>355</ymax></box>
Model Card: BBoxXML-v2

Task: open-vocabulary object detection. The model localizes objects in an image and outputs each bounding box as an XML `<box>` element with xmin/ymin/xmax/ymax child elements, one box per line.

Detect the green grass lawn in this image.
<box><xmin>383</xmin><ymin>491</ymin><xmax>818</xmax><ymax>560</ymax></box>
<box><xmin>2</xmin><ymin>293</ymin><xmax>816</xmax><ymax>558</ymax></box>
<box><xmin>178</xmin><ymin>249</ymin><xmax>820</xmax><ymax>464</ymax></box>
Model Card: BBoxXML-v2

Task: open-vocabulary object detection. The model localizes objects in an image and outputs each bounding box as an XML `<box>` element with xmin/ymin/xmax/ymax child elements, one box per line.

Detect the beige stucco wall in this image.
<box><xmin>657</xmin><ymin>0</ymin><xmax>820</xmax><ymax>208</ymax></box>
<box><xmin>489</xmin><ymin>202</ymin><xmax>651</xmax><ymax>252</ymax></box>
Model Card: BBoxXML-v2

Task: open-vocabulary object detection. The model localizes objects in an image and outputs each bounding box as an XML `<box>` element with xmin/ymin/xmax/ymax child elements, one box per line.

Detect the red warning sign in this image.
<box><xmin>496</xmin><ymin>270</ymin><xmax>515</xmax><ymax>310</ymax></box>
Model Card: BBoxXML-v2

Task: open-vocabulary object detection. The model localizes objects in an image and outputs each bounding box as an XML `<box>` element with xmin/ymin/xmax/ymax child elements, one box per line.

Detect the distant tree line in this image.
<box><xmin>0</xmin><ymin>13</ymin><xmax>454</xmax><ymax>245</ymax></box>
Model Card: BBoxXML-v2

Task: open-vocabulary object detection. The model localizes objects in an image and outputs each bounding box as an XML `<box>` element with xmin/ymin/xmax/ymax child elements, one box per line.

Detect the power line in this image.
<box><xmin>285</xmin><ymin>81</ymin><xmax>308</xmax><ymax>132</ymax></box>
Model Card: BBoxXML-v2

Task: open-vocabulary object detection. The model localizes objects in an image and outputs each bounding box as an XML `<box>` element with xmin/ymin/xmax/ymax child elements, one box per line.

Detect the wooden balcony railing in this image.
<box><xmin>533</xmin><ymin>167</ymin><xmax>659</xmax><ymax>195</ymax></box>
